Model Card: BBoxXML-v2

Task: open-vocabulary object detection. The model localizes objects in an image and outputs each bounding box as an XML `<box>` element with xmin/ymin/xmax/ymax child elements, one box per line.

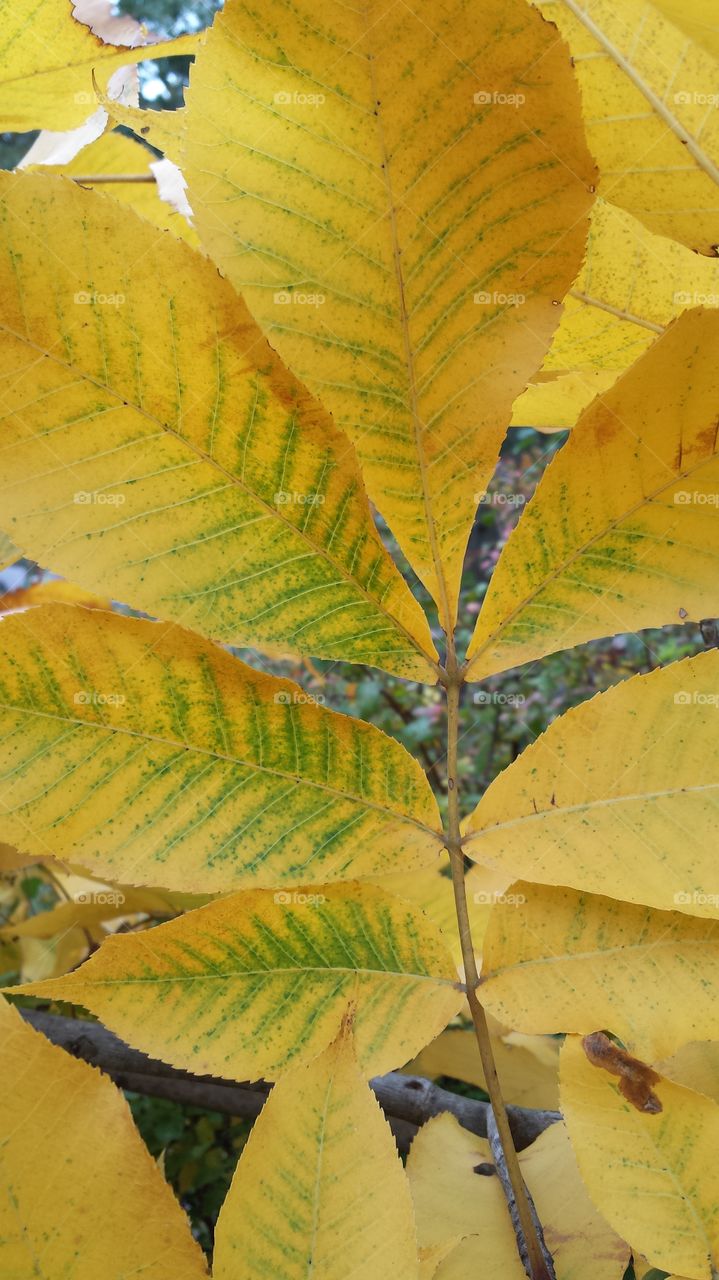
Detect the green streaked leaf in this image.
<box><xmin>0</xmin><ymin>605</ymin><xmax>442</xmax><ymax>891</ymax></box>
<box><xmin>10</xmin><ymin>881</ymin><xmax>464</xmax><ymax>1080</ymax></box>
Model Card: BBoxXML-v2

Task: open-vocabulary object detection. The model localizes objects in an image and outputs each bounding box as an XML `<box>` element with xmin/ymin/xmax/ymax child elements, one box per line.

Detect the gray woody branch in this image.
<box><xmin>21</xmin><ymin>1009</ymin><xmax>559</xmax><ymax>1155</ymax></box>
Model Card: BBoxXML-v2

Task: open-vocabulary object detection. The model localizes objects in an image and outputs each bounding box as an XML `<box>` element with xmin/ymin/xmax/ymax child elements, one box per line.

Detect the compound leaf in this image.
<box><xmin>512</xmin><ymin>200</ymin><xmax>719</xmax><ymax>430</ymax></box>
<box><xmin>407</xmin><ymin>1112</ymin><xmax>629</xmax><ymax>1279</ymax></box>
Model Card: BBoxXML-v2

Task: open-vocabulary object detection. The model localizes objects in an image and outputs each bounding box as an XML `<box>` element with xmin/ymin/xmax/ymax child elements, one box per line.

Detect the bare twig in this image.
<box><xmin>487</xmin><ymin>1108</ymin><xmax>557</xmax><ymax>1278</ymax></box>
<box><xmin>20</xmin><ymin>1009</ymin><xmax>559</xmax><ymax>1155</ymax></box>
<box><xmin>443</xmin><ymin>659</ymin><xmax>554</xmax><ymax>1280</ymax></box>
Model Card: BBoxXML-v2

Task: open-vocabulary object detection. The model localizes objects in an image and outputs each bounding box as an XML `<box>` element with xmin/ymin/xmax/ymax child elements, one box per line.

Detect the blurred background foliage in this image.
<box><xmin>0</xmin><ymin>3</ymin><xmax>708</xmax><ymax>1273</ymax></box>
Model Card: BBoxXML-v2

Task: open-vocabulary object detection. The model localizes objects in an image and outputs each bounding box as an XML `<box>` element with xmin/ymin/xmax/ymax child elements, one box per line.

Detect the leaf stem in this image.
<box><xmin>443</xmin><ymin>654</ymin><xmax>554</xmax><ymax>1280</ymax></box>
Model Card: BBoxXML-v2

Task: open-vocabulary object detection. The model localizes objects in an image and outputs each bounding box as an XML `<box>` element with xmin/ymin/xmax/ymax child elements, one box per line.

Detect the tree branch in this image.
<box><xmin>20</xmin><ymin>1009</ymin><xmax>558</xmax><ymax>1156</ymax></box>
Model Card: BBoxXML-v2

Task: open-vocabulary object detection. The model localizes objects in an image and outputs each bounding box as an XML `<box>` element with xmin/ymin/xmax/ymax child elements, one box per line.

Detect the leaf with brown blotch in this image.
<box><xmin>582</xmin><ymin>1033</ymin><xmax>662</xmax><ymax>1115</ymax></box>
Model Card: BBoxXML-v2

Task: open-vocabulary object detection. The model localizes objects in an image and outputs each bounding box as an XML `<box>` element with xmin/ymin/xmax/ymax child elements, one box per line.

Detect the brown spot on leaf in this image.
<box><xmin>582</xmin><ymin>1032</ymin><xmax>662</xmax><ymax>1113</ymax></box>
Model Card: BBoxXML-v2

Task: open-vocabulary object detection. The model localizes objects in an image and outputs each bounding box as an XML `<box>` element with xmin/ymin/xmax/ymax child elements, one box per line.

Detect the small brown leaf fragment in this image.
<box><xmin>582</xmin><ymin>1032</ymin><xmax>662</xmax><ymax>1113</ymax></box>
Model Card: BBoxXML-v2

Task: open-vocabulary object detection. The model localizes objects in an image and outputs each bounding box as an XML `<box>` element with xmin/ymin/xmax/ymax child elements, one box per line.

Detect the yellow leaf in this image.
<box><xmin>0</xmin><ymin>844</ymin><xmax>41</xmax><ymax>872</ymax></box>
<box><xmin>0</xmin><ymin>995</ymin><xmax>207</xmax><ymax>1279</ymax></box>
<box><xmin>467</xmin><ymin>309</ymin><xmax>719</xmax><ymax>678</ymax></box>
<box><xmin>481</xmin><ymin>883</ymin><xmax>719</xmax><ymax>1061</ymax></box>
<box><xmin>376</xmin><ymin>859</ymin><xmax>457</xmax><ymax>944</ymax></box>
<box><xmin>0</xmin><ymin>605</ymin><xmax>441</xmax><ymax>891</ymax></box>
<box><xmin>511</xmin><ymin>368</ymin><xmax>618</xmax><ymax>431</ymax></box>
<box><xmin>377</xmin><ymin>860</ymin><xmax>503</xmax><ymax>969</ymax></box>
<box><xmin>0</xmin><ymin>529</ymin><xmax>19</xmax><ymax>571</ymax></box>
<box><xmin>408</xmin><ymin>1025</ymin><xmax>560</xmax><ymax>1110</ymax></box>
<box><xmin>407</xmin><ymin>1112</ymin><xmax>629</xmax><ymax>1278</ymax></box>
<box><xmin>18</xmin><ymin>929</ymin><xmax>89</xmax><ymax>981</ymax></box>
<box><xmin>0</xmin><ymin>880</ymin><xmax>188</xmax><ymax>941</ymax></box>
<box><xmin>537</xmin><ymin>0</ymin><xmax>719</xmax><ymax>253</ymax></box>
<box><xmin>657</xmin><ymin>1041</ymin><xmax>719</xmax><ymax>1103</ymax></box>
<box><xmin>32</xmin><ymin>129</ymin><xmax>200</xmax><ymax>245</ymax></box>
<box><xmin>561</xmin><ymin>1034</ymin><xmax>719</xmax><ymax>1279</ymax></box>
<box><xmin>0</xmin><ymin>172</ymin><xmax>437</xmax><ymax>682</ymax></box>
<box><xmin>183</xmin><ymin>0</ymin><xmax>595</xmax><ymax>627</ymax></box>
<box><xmin>9</xmin><ymin>881</ymin><xmax>463</xmax><ymax>1080</ymax></box>
<box><xmin>512</xmin><ymin>200</ymin><xmax>719</xmax><ymax>429</ymax></box>
<box><xmin>464</xmin><ymin>651</ymin><xmax>719</xmax><ymax>917</ymax></box>
<box><xmin>651</xmin><ymin>0</ymin><xmax>719</xmax><ymax>60</ymax></box>
<box><xmin>101</xmin><ymin>98</ymin><xmax>188</xmax><ymax>166</ymax></box>
<box><xmin>212</xmin><ymin>1018</ymin><xmax>419</xmax><ymax>1279</ymax></box>
<box><xmin>0</xmin><ymin>578</ymin><xmax>111</xmax><ymax>614</ymax></box>
<box><xmin>419</xmin><ymin>1242</ymin><xmax>460</xmax><ymax>1279</ymax></box>
<box><xmin>0</xmin><ymin>4</ymin><xmax>199</xmax><ymax>131</ymax></box>
<box><xmin>545</xmin><ymin>203</ymin><xmax>719</xmax><ymax>373</ymax></box>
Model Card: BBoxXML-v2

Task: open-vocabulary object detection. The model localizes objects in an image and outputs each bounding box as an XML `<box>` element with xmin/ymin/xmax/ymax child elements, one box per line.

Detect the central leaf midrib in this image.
<box><xmin>67</xmin><ymin>966</ymin><xmax>454</xmax><ymax>985</ymax></box>
<box><xmin>468</xmin><ymin>780</ymin><xmax>718</xmax><ymax>839</ymax></box>
<box><xmin>362</xmin><ymin>8</ymin><xmax>453</xmax><ymax>631</ymax></box>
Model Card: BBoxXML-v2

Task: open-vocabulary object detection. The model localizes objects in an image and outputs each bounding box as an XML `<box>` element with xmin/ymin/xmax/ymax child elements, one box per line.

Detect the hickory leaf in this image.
<box><xmin>0</xmin><ymin>605</ymin><xmax>441</xmax><ymax>891</ymax></box>
<box><xmin>0</xmin><ymin>172</ymin><xmax>438</xmax><ymax>682</ymax></box>
<box><xmin>480</xmin><ymin>883</ymin><xmax>719</xmax><ymax>1061</ymax></box>
<box><xmin>1</xmin><ymin>0</ymin><xmax>718</xmax><ymax>1274</ymax></box>
<box><xmin>512</xmin><ymin>200</ymin><xmax>719</xmax><ymax>430</ymax></box>
<box><xmin>650</xmin><ymin>0</ymin><xmax>719</xmax><ymax>60</ymax></box>
<box><xmin>561</xmin><ymin>1034</ymin><xmax>719</xmax><ymax>1280</ymax></box>
<box><xmin>27</xmin><ymin>129</ymin><xmax>200</xmax><ymax>245</ymax></box>
<box><xmin>466</xmin><ymin>308</ymin><xmax>719</xmax><ymax>678</ymax></box>
<box><xmin>0</xmin><ymin>1</ymin><xmax>199</xmax><ymax>132</ymax></box>
<box><xmin>0</xmin><ymin>995</ymin><xmax>207</xmax><ymax>1279</ymax></box>
<box><xmin>183</xmin><ymin>0</ymin><xmax>595</xmax><ymax>627</ymax></box>
<box><xmin>537</xmin><ymin>0</ymin><xmax>719</xmax><ymax>253</ymax></box>
<box><xmin>407</xmin><ymin>1113</ymin><xmax>629</xmax><ymax>1279</ymax></box>
<box><xmin>212</xmin><ymin>1018</ymin><xmax>419</xmax><ymax>1280</ymax></box>
<box><xmin>464</xmin><ymin>651</ymin><xmax>719</xmax><ymax>917</ymax></box>
<box><xmin>10</xmin><ymin>881</ymin><xmax>464</xmax><ymax>1080</ymax></box>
